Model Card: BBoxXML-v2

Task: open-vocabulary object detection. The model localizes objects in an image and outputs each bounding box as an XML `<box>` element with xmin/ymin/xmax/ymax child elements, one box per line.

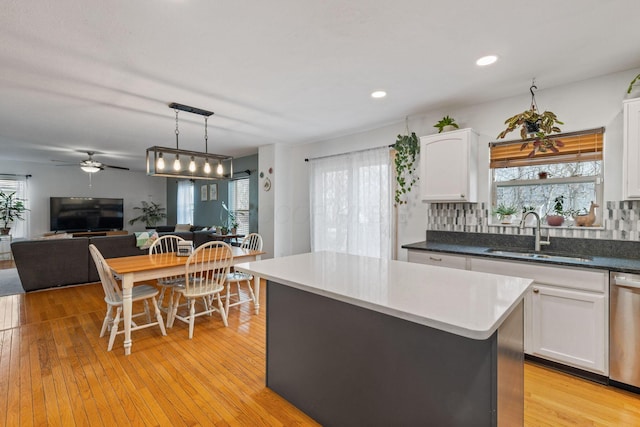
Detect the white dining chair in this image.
<box><xmin>148</xmin><ymin>234</ymin><xmax>187</xmax><ymax>322</ymax></box>
<box><xmin>89</xmin><ymin>244</ymin><xmax>167</xmax><ymax>351</ymax></box>
<box><xmin>223</xmin><ymin>233</ymin><xmax>262</xmax><ymax>314</ymax></box>
<box><xmin>167</xmin><ymin>241</ymin><xmax>233</xmax><ymax>339</ymax></box>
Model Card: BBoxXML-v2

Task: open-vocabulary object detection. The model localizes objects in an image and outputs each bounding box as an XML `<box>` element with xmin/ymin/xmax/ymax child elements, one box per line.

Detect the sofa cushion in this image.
<box><xmin>12</xmin><ymin>238</ymin><xmax>90</xmax><ymax>292</ymax></box>
<box><xmin>157</xmin><ymin>231</ymin><xmax>194</xmax><ymax>242</ymax></box>
<box><xmin>174</xmin><ymin>224</ymin><xmax>192</xmax><ymax>232</ymax></box>
<box><xmin>193</xmin><ymin>230</ymin><xmax>217</xmax><ymax>247</ymax></box>
<box><xmin>134</xmin><ymin>230</ymin><xmax>158</xmax><ymax>249</ymax></box>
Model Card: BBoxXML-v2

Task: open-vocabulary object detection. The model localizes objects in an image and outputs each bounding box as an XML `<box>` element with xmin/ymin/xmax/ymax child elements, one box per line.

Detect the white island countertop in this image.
<box><xmin>235</xmin><ymin>251</ymin><xmax>532</xmax><ymax>340</ymax></box>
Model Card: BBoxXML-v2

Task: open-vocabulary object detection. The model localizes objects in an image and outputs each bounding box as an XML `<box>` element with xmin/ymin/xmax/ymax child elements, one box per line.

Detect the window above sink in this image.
<box><xmin>490</xmin><ymin>127</ymin><xmax>604</xmax><ymax>227</ymax></box>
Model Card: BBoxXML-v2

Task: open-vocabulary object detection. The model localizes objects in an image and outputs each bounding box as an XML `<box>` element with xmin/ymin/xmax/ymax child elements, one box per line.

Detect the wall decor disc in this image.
<box><xmin>263</xmin><ymin>177</ymin><xmax>271</xmax><ymax>191</ymax></box>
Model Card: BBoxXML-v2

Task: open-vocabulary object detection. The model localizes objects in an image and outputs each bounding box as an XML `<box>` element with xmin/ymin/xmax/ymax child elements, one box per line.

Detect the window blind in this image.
<box><xmin>490</xmin><ymin>127</ymin><xmax>603</xmax><ymax>169</ymax></box>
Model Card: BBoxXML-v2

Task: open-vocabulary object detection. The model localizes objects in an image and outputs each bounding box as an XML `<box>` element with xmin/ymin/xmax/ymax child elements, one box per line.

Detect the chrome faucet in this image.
<box><xmin>520</xmin><ymin>211</ymin><xmax>551</xmax><ymax>252</ymax></box>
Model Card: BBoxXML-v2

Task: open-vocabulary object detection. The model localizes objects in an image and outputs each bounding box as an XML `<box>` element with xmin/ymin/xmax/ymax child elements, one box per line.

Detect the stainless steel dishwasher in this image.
<box><xmin>610</xmin><ymin>272</ymin><xmax>640</xmax><ymax>389</ymax></box>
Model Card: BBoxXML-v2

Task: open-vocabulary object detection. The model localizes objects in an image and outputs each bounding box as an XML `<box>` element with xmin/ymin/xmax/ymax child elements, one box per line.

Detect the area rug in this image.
<box><xmin>0</xmin><ymin>268</ymin><xmax>24</xmax><ymax>296</ymax></box>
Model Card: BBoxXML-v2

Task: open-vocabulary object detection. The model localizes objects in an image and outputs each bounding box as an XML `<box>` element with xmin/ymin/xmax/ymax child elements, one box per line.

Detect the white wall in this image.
<box><xmin>0</xmin><ymin>160</ymin><xmax>166</xmax><ymax>238</ymax></box>
<box><xmin>258</xmin><ymin>145</ymin><xmax>275</xmax><ymax>259</ymax></box>
<box><xmin>274</xmin><ymin>68</ymin><xmax>639</xmax><ymax>260</ymax></box>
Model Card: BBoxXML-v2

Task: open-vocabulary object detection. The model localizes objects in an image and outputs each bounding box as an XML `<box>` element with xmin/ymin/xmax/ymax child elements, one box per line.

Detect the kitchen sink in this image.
<box><xmin>485</xmin><ymin>248</ymin><xmax>593</xmax><ymax>263</ymax></box>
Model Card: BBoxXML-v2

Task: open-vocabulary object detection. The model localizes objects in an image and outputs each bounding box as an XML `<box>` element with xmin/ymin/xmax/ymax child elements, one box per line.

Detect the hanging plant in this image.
<box><xmin>393</xmin><ymin>131</ymin><xmax>419</xmax><ymax>206</ymax></box>
<box><xmin>496</xmin><ymin>81</ymin><xmax>564</xmax><ymax>157</ymax></box>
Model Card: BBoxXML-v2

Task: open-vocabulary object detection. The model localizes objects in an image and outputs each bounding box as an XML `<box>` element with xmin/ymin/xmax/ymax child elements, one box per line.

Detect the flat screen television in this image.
<box><xmin>50</xmin><ymin>197</ymin><xmax>124</xmax><ymax>232</ymax></box>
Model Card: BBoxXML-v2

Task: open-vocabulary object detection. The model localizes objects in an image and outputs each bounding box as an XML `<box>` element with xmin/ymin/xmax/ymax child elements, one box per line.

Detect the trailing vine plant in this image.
<box><xmin>393</xmin><ymin>120</ymin><xmax>420</xmax><ymax>205</ymax></box>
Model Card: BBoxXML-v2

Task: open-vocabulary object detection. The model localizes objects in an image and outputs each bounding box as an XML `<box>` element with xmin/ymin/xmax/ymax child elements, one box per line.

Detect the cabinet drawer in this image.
<box><xmin>470</xmin><ymin>258</ymin><xmax>607</xmax><ymax>293</ymax></box>
<box><xmin>407</xmin><ymin>250</ymin><xmax>468</xmax><ymax>270</ymax></box>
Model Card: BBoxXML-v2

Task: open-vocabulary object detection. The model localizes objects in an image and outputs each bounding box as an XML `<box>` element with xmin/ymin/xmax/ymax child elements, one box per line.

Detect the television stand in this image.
<box><xmin>45</xmin><ymin>230</ymin><xmax>128</xmax><ymax>238</ymax></box>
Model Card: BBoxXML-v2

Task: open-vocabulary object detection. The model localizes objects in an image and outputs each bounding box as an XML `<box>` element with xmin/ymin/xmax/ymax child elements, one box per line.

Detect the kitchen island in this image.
<box><xmin>235</xmin><ymin>251</ymin><xmax>532</xmax><ymax>426</ymax></box>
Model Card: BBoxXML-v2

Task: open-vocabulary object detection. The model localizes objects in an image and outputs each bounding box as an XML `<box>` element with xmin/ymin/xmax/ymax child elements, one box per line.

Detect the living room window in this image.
<box><xmin>0</xmin><ymin>175</ymin><xmax>29</xmax><ymax>238</ymax></box>
<box><xmin>228</xmin><ymin>178</ymin><xmax>250</xmax><ymax>235</ymax></box>
<box><xmin>490</xmin><ymin>128</ymin><xmax>603</xmax><ymax>224</ymax></box>
<box><xmin>176</xmin><ymin>180</ymin><xmax>194</xmax><ymax>225</ymax></box>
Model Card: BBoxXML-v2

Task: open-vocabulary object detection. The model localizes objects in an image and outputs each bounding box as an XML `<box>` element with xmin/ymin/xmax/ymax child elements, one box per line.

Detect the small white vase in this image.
<box><xmin>442</xmin><ymin>125</ymin><xmax>457</xmax><ymax>132</ymax></box>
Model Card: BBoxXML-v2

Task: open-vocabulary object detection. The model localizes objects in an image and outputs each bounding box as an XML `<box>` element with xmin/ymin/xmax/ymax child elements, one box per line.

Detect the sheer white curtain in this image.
<box><xmin>309</xmin><ymin>147</ymin><xmax>392</xmax><ymax>259</ymax></box>
<box><xmin>176</xmin><ymin>180</ymin><xmax>194</xmax><ymax>224</ymax></box>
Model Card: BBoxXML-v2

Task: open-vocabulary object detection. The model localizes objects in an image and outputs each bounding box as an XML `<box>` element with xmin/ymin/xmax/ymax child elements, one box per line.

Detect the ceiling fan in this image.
<box><xmin>52</xmin><ymin>151</ymin><xmax>130</xmax><ymax>173</ymax></box>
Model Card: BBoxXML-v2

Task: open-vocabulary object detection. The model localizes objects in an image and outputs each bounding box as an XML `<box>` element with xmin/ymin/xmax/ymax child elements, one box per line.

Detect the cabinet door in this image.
<box><xmin>623</xmin><ymin>98</ymin><xmax>640</xmax><ymax>199</ymax></box>
<box><xmin>529</xmin><ymin>284</ymin><xmax>607</xmax><ymax>375</ymax></box>
<box><xmin>420</xmin><ymin>128</ymin><xmax>478</xmax><ymax>202</ymax></box>
<box><xmin>469</xmin><ymin>257</ymin><xmax>608</xmax><ymax>371</ymax></box>
<box><xmin>407</xmin><ymin>250</ymin><xmax>468</xmax><ymax>269</ymax></box>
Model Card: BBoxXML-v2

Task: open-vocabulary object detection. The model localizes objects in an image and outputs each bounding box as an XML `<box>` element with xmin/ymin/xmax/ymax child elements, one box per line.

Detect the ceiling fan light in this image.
<box><xmin>157</xmin><ymin>153</ymin><xmax>165</xmax><ymax>170</ymax></box>
<box><xmin>203</xmin><ymin>159</ymin><xmax>211</xmax><ymax>174</ymax></box>
<box><xmin>81</xmin><ymin>165</ymin><xmax>100</xmax><ymax>173</ymax></box>
<box><xmin>173</xmin><ymin>154</ymin><xmax>181</xmax><ymax>171</ymax></box>
<box><xmin>188</xmin><ymin>156</ymin><xmax>196</xmax><ymax>172</ymax></box>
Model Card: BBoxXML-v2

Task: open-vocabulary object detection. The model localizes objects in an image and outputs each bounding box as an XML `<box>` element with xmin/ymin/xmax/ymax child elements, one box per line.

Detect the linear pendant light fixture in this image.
<box><xmin>146</xmin><ymin>102</ymin><xmax>233</xmax><ymax>180</ymax></box>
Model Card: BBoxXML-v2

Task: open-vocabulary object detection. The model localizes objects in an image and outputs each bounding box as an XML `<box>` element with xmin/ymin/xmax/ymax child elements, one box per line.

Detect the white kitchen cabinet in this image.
<box><xmin>407</xmin><ymin>250</ymin><xmax>468</xmax><ymax>270</ymax></box>
<box><xmin>470</xmin><ymin>257</ymin><xmax>608</xmax><ymax>375</ymax></box>
<box><xmin>419</xmin><ymin>128</ymin><xmax>478</xmax><ymax>202</ymax></box>
<box><xmin>529</xmin><ymin>284</ymin><xmax>606</xmax><ymax>373</ymax></box>
<box><xmin>623</xmin><ymin>97</ymin><xmax>640</xmax><ymax>199</ymax></box>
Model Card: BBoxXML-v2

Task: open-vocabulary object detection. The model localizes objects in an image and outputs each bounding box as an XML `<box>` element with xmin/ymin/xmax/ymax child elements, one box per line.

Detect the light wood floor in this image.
<box><xmin>1</xmin><ymin>281</ymin><xmax>640</xmax><ymax>426</ymax></box>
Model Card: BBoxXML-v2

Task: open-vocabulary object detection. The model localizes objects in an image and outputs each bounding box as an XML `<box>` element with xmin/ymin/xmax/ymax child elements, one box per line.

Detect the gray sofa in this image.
<box><xmin>12</xmin><ymin>230</ymin><xmax>219</xmax><ymax>292</ymax></box>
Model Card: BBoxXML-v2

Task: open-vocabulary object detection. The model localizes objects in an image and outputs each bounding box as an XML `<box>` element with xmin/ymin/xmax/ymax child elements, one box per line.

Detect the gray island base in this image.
<box><xmin>267</xmin><ymin>281</ymin><xmax>524</xmax><ymax>426</ymax></box>
<box><xmin>234</xmin><ymin>252</ymin><xmax>530</xmax><ymax>426</ymax></box>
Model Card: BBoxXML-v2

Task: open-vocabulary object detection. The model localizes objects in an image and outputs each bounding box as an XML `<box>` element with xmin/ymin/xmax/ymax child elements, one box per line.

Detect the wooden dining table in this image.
<box><xmin>106</xmin><ymin>246</ymin><xmax>265</xmax><ymax>355</ymax></box>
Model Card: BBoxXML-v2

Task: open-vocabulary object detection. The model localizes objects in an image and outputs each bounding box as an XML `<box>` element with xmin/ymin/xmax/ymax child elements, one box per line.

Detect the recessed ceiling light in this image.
<box><xmin>371</xmin><ymin>90</ymin><xmax>387</xmax><ymax>99</ymax></box>
<box><xmin>476</xmin><ymin>55</ymin><xmax>498</xmax><ymax>66</ymax></box>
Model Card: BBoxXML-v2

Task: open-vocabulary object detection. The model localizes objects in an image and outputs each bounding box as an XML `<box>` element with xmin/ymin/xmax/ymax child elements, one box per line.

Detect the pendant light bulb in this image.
<box><xmin>189</xmin><ymin>156</ymin><xmax>196</xmax><ymax>172</ymax></box>
<box><xmin>204</xmin><ymin>159</ymin><xmax>211</xmax><ymax>174</ymax></box>
<box><xmin>217</xmin><ymin>161</ymin><xmax>223</xmax><ymax>175</ymax></box>
<box><xmin>173</xmin><ymin>154</ymin><xmax>181</xmax><ymax>171</ymax></box>
<box><xmin>156</xmin><ymin>153</ymin><xmax>165</xmax><ymax>170</ymax></box>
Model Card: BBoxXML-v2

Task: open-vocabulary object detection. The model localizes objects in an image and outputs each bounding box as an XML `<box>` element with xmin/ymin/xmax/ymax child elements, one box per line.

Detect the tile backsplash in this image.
<box><xmin>427</xmin><ymin>201</ymin><xmax>640</xmax><ymax>241</ymax></box>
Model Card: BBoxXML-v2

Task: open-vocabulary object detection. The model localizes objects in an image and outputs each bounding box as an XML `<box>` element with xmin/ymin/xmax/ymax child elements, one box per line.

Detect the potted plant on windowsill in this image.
<box><xmin>128</xmin><ymin>201</ymin><xmax>167</xmax><ymax>228</ymax></box>
<box><xmin>493</xmin><ymin>204</ymin><xmax>518</xmax><ymax>224</ymax></box>
<box><xmin>546</xmin><ymin>196</ymin><xmax>565</xmax><ymax>226</ymax></box>
<box><xmin>0</xmin><ymin>190</ymin><xmax>28</xmax><ymax>235</ymax></box>
<box><xmin>434</xmin><ymin>115</ymin><xmax>459</xmax><ymax>133</ymax></box>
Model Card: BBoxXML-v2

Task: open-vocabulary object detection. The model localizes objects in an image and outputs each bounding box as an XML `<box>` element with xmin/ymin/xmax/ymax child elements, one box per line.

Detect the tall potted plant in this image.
<box><xmin>128</xmin><ymin>201</ymin><xmax>167</xmax><ymax>228</ymax></box>
<box><xmin>221</xmin><ymin>202</ymin><xmax>238</xmax><ymax>234</ymax></box>
<box><xmin>0</xmin><ymin>191</ymin><xmax>27</xmax><ymax>235</ymax></box>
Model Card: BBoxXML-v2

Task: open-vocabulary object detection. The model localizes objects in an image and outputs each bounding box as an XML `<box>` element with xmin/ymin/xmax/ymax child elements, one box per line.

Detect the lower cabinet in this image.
<box><xmin>470</xmin><ymin>257</ymin><xmax>608</xmax><ymax>376</ymax></box>
<box><xmin>528</xmin><ymin>283</ymin><xmax>606</xmax><ymax>374</ymax></box>
<box><xmin>407</xmin><ymin>250</ymin><xmax>609</xmax><ymax>375</ymax></box>
<box><xmin>407</xmin><ymin>250</ymin><xmax>469</xmax><ymax>270</ymax></box>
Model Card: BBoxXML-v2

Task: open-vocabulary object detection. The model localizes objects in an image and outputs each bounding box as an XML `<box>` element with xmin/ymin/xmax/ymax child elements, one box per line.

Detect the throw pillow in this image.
<box><xmin>174</xmin><ymin>224</ymin><xmax>192</xmax><ymax>232</ymax></box>
<box><xmin>135</xmin><ymin>230</ymin><xmax>158</xmax><ymax>250</ymax></box>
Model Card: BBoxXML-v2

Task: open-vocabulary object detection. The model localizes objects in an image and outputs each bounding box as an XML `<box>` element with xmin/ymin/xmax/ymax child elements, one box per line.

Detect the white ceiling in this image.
<box><xmin>1</xmin><ymin>0</ymin><xmax>639</xmax><ymax>172</ymax></box>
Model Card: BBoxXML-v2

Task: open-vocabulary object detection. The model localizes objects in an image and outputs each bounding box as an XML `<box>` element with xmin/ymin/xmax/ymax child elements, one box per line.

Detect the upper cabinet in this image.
<box><xmin>420</xmin><ymin>128</ymin><xmax>478</xmax><ymax>202</ymax></box>
<box><xmin>623</xmin><ymin>98</ymin><xmax>640</xmax><ymax>199</ymax></box>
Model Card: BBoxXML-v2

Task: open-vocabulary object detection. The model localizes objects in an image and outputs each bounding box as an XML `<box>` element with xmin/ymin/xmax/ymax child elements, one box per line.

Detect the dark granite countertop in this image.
<box><xmin>403</xmin><ymin>231</ymin><xmax>640</xmax><ymax>274</ymax></box>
